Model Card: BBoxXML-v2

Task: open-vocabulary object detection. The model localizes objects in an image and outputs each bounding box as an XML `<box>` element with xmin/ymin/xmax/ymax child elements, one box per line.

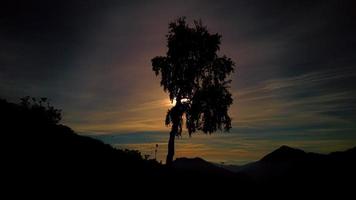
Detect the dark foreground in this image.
<box><xmin>2</xmin><ymin>98</ymin><xmax>355</xmax><ymax>197</ymax></box>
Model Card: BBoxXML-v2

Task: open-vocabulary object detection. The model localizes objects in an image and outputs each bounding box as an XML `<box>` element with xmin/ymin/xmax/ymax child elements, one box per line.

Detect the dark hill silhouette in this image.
<box><xmin>233</xmin><ymin>145</ymin><xmax>356</xmax><ymax>190</ymax></box>
<box><xmin>1</xmin><ymin>97</ymin><xmax>355</xmax><ymax>196</ymax></box>
<box><xmin>1</xmin><ymin>97</ymin><xmax>162</xmax><ymax>186</ymax></box>
<box><xmin>1</xmin><ymin>97</ymin><xmax>243</xmax><ymax>195</ymax></box>
<box><xmin>260</xmin><ymin>145</ymin><xmax>313</xmax><ymax>162</ymax></box>
<box><xmin>173</xmin><ymin>157</ymin><xmax>234</xmax><ymax>177</ymax></box>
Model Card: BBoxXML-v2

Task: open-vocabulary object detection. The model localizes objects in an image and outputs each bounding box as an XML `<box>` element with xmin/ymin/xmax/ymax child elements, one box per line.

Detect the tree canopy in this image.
<box><xmin>152</xmin><ymin>17</ymin><xmax>235</xmax><ymax>136</ymax></box>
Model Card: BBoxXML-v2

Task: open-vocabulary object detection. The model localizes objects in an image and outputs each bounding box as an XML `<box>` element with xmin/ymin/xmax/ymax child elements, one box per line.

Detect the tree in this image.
<box><xmin>151</xmin><ymin>17</ymin><xmax>235</xmax><ymax>165</ymax></box>
<box><xmin>19</xmin><ymin>96</ymin><xmax>62</xmax><ymax>125</ymax></box>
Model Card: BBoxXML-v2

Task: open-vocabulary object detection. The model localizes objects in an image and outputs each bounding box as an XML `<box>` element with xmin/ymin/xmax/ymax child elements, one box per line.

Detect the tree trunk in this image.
<box><xmin>166</xmin><ymin>99</ymin><xmax>182</xmax><ymax>166</ymax></box>
<box><xmin>166</xmin><ymin>127</ymin><xmax>176</xmax><ymax>166</ymax></box>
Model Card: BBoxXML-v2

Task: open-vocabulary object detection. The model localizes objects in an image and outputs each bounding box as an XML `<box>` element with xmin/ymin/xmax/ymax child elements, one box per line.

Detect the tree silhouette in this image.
<box><xmin>19</xmin><ymin>96</ymin><xmax>62</xmax><ymax>125</ymax></box>
<box><xmin>151</xmin><ymin>17</ymin><xmax>235</xmax><ymax>165</ymax></box>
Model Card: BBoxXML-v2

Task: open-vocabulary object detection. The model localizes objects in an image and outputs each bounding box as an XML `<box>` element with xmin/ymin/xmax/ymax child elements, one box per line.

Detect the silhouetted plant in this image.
<box><xmin>151</xmin><ymin>17</ymin><xmax>235</xmax><ymax>165</ymax></box>
<box><xmin>155</xmin><ymin>144</ymin><xmax>159</xmax><ymax>161</ymax></box>
<box><xmin>20</xmin><ymin>96</ymin><xmax>62</xmax><ymax>124</ymax></box>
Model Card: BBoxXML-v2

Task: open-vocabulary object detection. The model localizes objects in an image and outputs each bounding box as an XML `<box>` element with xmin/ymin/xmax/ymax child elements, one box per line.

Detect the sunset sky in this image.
<box><xmin>1</xmin><ymin>0</ymin><xmax>356</xmax><ymax>164</ymax></box>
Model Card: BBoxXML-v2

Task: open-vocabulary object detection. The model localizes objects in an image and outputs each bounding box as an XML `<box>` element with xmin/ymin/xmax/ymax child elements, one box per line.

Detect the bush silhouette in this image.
<box><xmin>19</xmin><ymin>96</ymin><xmax>62</xmax><ymax>124</ymax></box>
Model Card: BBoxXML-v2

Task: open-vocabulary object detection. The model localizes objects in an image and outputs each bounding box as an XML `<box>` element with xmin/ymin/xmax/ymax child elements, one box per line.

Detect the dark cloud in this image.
<box><xmin>0</xmin><ymin>0</ymin><xmax>125</xmax><ymax>42</ymax></box>
<box><xmin>0</xmin><ymin>0</ymin><xmax>127</xmax><ymax>84</ymax></box>
<box><xmin>2</xmin><ymin>0</ymin><xmax>355</xmax><ymax>95</ymax></box>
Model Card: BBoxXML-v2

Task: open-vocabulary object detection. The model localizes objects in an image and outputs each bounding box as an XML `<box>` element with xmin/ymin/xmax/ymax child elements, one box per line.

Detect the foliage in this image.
<box><xmin>19</xmin><ymin>96</ymin><xmax>62</xmax><ymax>125</ymax></box>
<box><xmin>152</xmin><ymin>17</ymin><xmax>235</xmax><ymax>136</ymax></box>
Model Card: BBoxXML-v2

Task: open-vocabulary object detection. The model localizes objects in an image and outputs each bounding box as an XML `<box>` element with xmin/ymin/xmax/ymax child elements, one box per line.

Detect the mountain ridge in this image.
<box><xmin>2</xmin><ymin>97</ymin><xmax>355</xmax><ymax>194</ymax></box>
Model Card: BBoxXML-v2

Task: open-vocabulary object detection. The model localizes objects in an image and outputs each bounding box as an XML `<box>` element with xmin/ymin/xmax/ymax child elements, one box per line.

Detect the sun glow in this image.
<box><xmin>169</xmin><ymin>98</ymin><xmax>189</xmax><ymax>106</ymax></box>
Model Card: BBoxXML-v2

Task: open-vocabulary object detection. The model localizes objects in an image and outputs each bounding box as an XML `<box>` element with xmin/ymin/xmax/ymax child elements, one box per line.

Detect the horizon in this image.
<box><xmin>1</xmin><ymin>0</ymin><xmax>356</xmax><ymax>165</ymax></box>
<box><xmin>88</xmin><ymin>130</ymin><xmax>356</xmax><ymax>165</ymax></box>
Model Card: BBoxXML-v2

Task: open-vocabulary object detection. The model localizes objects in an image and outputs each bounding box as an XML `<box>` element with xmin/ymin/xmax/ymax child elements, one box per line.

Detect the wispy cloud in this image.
<box><xmin>232</xmin><ymin>67</ymin><xmax>356</xmax><ymax>130</ymax></box>
<box><xmin>73</xmin><ymin>66</ymin><xmax>356</xmax><ymax>164</ymax></box>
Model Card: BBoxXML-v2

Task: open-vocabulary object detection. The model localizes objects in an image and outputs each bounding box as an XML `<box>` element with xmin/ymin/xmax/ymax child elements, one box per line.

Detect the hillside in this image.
<box><xmin>233</xmin><ymin>145</ymin><xmax>356</xmax><ymax>187</ymax></box>
<box><xmin>2</xmin><ymin>97</ymin><xmax>355</xmax><ymax>195</ymax></box>
<box><xmin>1</xmin><ymin>98</ymin><xmax>161</xmax><ymax>182</ymax></box>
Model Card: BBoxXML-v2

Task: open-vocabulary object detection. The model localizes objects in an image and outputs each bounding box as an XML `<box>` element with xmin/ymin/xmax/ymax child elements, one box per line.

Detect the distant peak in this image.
<box><xmin>173</xmin><ymin>157</ymin><xmax>219</xmax><ymax>169</ymax></box>
<box><xmin>261</xmin><ymin>145</ymin><xmax>306</xmax><ymax>162</ymax></box>
<box><xmin>172</xmin><ymin>157</ymin><xmax>233</xmax><ymax>176</ymax></box>
<box><xmin>278</xmin><ymin>145</ymin><xmax>297</xmax><ymax>151</ymax></box>
<box><xmin>174</xmin><ymin>157</ymin><xmax>206</xmax><ymax>164</ymax></box>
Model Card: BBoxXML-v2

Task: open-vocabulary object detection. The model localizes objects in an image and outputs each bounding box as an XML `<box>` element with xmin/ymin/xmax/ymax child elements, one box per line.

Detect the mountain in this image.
<box><xmin>234</xmin><ymin>145</ymin><xmax>356</xmax><ymax>188</ymax></box>
<box><xmin>217</xmin><ymin>164</ymin><xmax>241</xmax><ymax>173</ymax></box>
<box><xmin>2</xmin><ymin>97</ymin><xmax>355</xmax><ymax>195</ymax></box>
<box><xmin>1</xmin><ymin>98</ymin><xmax>161</xmax><ymax>185</ymax></box>
<box><xmin>2</xmin><ymin>97</ymin><xmax>239</xmax><ymax>193</ymax></box>
<box><xmin>260</xmin><ymin>145</ymin><xmax>311</xmax><ymax>162</ymax></box>
<box><xmin>173</xmin><ymin>157</ymin><xmax>234</xmax><ymax>177</ymax></box>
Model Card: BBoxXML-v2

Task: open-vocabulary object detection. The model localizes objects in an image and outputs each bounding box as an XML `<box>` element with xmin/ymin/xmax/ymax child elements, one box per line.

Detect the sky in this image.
<box><xmin>1</xmin><ymin>0</ymin><xmax>356</xmax><ymax>164</ymax></box>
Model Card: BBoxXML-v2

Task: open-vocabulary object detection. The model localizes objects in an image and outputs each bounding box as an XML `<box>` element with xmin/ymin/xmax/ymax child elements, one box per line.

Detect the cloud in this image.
<box><xmin>76</xmin><ymin>66</ymin><xmax>356</xmax><ymax>164</ymax></box>
<box><xmin>233</xmin><ymin>67</ymin><xmax>356</xmax><ymax>130</ymax></box>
